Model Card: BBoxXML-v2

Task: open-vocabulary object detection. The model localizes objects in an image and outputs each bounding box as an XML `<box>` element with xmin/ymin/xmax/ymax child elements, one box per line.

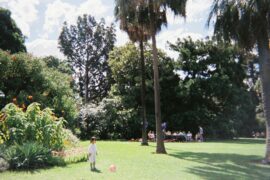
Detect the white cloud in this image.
<box><xmin>156</xmin><ymin>28</ymin><xmax>203</xmax><ymax>58</ymax></box>
<box><xmin>167</xmin><ymin>0</ymin><xmax>212</xmax><ymax>25</ymax></box>
<box><xmin>43</xmin><ymin>0</ymin><xmax>73</xmax><ymax>35</ymax></box>
<box><xmin>115</xmin><ymin>27</ymin><xmax>129</xmax><ymax>46</ymax></box>
<box><xmin>1</xmin><ymin>0</ymin><xmax>213</xmax><ymax>60</ymax></box>
<box><xmin>1</xmin><ymin>0</ymin><xmax>40</xmax><ymax>37</ymax></box>
<box><xmin>186</xmin><ymin>0</ymin><xmax>212</xmax><ymax>23</ymax></box>
<box><xmin>26</xmin><ymin>39</ymin><xmax>64</xmax><ymax>59</ymax></box>
<box><xmin>43</xmin><ymin>0</ymin><xmax>109</xmax><ymax>37</ymax></box>
<box><xmin>105</xmin><ymin>15</ymin><xmax>115</xmax><ymax>25</ymax></box>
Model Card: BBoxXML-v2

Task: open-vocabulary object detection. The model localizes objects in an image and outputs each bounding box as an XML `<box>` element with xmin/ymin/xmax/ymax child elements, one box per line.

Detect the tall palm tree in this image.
<box><xmin>208</xmin><ymin>0</ymin><xmax>270</xmax><ymax>163</ymax></box>
<box><xmin>115</xmin><ymin>0</ymin><xmax>187</xmax><ymax>154</ymax></box>
<box><xmin>142</xmin><ymin>0</ymin><xmax>187</xmax><ymax>154</ymax></box>
<box><xmin>115</xmin><ymin>0</ymin><xmax>151</xmax><ymax>146</ymax></box>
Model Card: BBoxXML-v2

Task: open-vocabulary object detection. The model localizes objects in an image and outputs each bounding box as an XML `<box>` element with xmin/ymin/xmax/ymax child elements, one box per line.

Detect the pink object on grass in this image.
<box><xmin>109</xmin><ymin>164</ymin><xmax>116</xmax><ymax>172</ymax></box>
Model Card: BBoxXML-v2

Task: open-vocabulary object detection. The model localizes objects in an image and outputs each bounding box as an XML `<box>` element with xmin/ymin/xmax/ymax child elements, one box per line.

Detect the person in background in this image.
<box><xmin>199</xmin><ymin>126</ymin><xmax>204</xmax><ymax>142</ymax></box>
<box><xmin>187</xmin><ymin>131</ymin><xmax>192</xmax><ymax>141</ymax></box>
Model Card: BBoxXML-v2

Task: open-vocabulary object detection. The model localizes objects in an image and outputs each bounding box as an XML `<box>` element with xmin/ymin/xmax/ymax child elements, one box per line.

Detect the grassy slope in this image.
<box><xmin>1</xmin><ymin>139</ymin><xmax>270</xmax><ymax>180</ymax></box>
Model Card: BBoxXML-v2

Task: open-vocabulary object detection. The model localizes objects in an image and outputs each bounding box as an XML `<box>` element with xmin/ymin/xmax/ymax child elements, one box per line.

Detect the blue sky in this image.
<box><xmin>0</xmin><ymin>0</ymin><xmax>213</xmax><ymax>59</ymax></box>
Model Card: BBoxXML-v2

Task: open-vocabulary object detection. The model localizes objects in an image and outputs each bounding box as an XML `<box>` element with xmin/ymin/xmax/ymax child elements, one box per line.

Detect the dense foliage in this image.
<box><xmin>208</xmin><ymin>0</ymin><xmax>270</xmax><ymax>162</ymax></box>
<box><xmin>78</xmin><ymin>98</ymin><xmax>124</xmax><ymax>139</ymax></box>
<box><xmin>0</xmin><ymin>103</ymin><xmax>65</xmax><ymax>150</ymax></box>
<box><xmin>78</xmin><ymin>43</ymin><xmax>180</xmax><ymax>139</ymax></box>
<box><xmin>59</xmin><ymin>14</ymin><xmax>116</xmax><ymax>104</ymax></box>
<box><xmin>170</xmin><ymin>38</ymin><xmax>257</xmax><ymax>138</ymax></box>
<box><xmin>1</xmin><ymin>142</ymin><xmax>64</xmax><ymax>170</ymax></box>
<box><xmin>0</xmin><ymin>50</ymin><xmax>78</xmax><ymax>127</ymax></box>
<box><xmin>0</xmin><ymin>7</ymin><xmax>26</xmax><ymax>53</ymax></box>
<box><xmin>80</xmin><ymin>40</ymin><xmax>258</xmax><ymax>139</ymax></box>
<box><xmin>109</xmin><ymin>43</ymin><xmax>180</xmax><ymax>132</ymax></box>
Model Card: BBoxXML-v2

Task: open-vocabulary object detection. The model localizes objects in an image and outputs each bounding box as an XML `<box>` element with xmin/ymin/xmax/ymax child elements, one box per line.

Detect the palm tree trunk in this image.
<box><xmin>85</xmin><ymin>66</ymin><xmax>89</xmax><ymax>103</ymax></box>
<box><xmin>151</xmin><ymin>31</ymin><xmax>166</xmax><ymax>154</ymax></box>
<box><xmin>258</xmin><ymin>35</ymin><xmax>270</xmax><ymax>163</ymax></box>
<box><xmin>139</xmin><ymin>40</ymin><xmax>148</xmax><ymax>146</ymax></box>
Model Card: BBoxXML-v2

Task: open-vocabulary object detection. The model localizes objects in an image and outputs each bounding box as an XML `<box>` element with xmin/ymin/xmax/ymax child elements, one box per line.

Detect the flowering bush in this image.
<box><xmin>0</xmin><ymin>50</ymin><xmax>78</xmax><ymax>129</ymax></box>
<box><xmin>63</xmin><ymin>129</ymin><xmax>80</xmax><ymax>148</ymax></box>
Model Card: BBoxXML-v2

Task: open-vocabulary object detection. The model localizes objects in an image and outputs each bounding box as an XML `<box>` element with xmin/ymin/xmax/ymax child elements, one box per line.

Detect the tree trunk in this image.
<box><xmin>151</xmin><ymin>32</ymin><xmax>166</xmax><ymax>154</ymax></box>
<box><xmin>139</xmin><ymin>40</ymin><xmax>148</xmax><ymax>146</ymax></box>
<box><xmin>85</xmin><ymin>66</ymin><xmax>89</xmax><ymax>103</ymax></box>
<box><xmin>258</xmin><ymin>35</ymin><xmax>270</xmax><ymax>163</ymax></box>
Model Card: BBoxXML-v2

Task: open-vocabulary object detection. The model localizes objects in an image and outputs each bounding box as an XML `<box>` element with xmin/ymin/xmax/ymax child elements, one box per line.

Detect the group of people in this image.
<box><xmin>164</xmin><ymin>131</ymin><xmax>193</xmax><ymax>142</ymax></box>
<box><xmin>148</xmin><ymin>126</ymin><xmax>204</xmax><ymax>142</ymax></box>
<box><xmin>252</xmin><ymin>131</ymin><xmax>265</xmax><ymax>138</ymax></box>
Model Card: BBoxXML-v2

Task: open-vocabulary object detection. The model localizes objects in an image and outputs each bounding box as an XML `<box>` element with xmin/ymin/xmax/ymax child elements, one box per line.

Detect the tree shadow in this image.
<box><xmin>169</xmin><ymin>151</ymin><xmax>270</xmax><ymax>180</ymax></box>
<box><xmin>208</xmin><ymin>138</ymin><xmax>265</xmax><ymax>145</ymax></box>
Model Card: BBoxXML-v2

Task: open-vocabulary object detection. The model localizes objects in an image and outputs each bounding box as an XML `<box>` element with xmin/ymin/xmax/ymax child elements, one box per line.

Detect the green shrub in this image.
<box><xmin>0</xmin><ymin>144</ymin><xmax>7</xmax><ymax>158</ymax></box>
<box><xmin>2</xmin><ymin>142</ymin><xmax>65</xmax><ymax>170</ymax></box>
<box><xmin>0</xmin><ymin>50</ymin><xmax>78</xmax><ymax>128</ymax></box>
<box><xmin>78</xmin><ymin>98</ymin><xmax>137</xmax><ymax>140</ymax></box>
<box><xmin>0</xmin><ymin>103</ymin><xmax>65</xmax><ymax>150</ymax></box>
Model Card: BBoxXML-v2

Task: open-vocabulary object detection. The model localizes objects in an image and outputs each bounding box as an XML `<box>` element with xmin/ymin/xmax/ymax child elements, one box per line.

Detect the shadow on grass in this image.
<box><xmin>169</xmin><ymin>151</ymin><xmax>270</xmax><ymax>180</ymax></box>
<box><xmin>206</xmin><ymin>138</ymin><xmax>265</xmax><ymax>145</ymax></box>
<box><xmin>92</xmin><ymin>168</ymin><xmax>102</xmax><ymax>173</ymax></box>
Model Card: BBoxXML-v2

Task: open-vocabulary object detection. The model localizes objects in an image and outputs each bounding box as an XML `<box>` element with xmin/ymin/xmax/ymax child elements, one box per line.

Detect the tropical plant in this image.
<box><xmin>114</xmin><ymin>0</ymin><xmax>187</xmax><ymax>153</ymax></box>
<box><xmin>0</xmin><ymin>103</ymin><xmax>65</xmax><ymax>150</ymax></box>
<box><xmin>208</xmin><ymin>0</ymin><xmax>270</xmax><ymax>163</ymax></box>
<box><xmin>115</xmin><ymin>0</ymin><xmax>152</xmax><ymax>145</ymax></box>
<box><xmin>2</xmin><ymin>142</ymin><xmax>64</xmax><ymax>170</ymax></box>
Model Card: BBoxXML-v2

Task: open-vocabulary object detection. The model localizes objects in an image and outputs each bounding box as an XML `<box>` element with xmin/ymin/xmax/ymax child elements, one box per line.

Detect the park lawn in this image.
<box><xmin>1</xmin><ymin>138</ymin><xmax>270</xmax><ymax>180</ymax></box>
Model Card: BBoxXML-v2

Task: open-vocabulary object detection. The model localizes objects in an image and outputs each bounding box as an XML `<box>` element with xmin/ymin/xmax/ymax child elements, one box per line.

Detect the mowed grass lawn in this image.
<box><xmin>2</xmin><ymin>138</ymin><xmax>270</xmax><ymax>180</ymax></box>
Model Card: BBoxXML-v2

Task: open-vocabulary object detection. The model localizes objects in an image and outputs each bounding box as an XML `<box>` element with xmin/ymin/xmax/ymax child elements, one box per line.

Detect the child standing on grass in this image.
<box><xmin>88</xmin><ymin>137</ymin><xmax>97</xmax><ymax>171</ymax></box>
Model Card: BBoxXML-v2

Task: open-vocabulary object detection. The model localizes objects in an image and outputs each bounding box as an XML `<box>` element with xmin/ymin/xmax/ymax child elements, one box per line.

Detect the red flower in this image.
<box><xmin>28</xmin><ymin>96</ymin><xmax>33</xmax><ymax>100</ymax></box>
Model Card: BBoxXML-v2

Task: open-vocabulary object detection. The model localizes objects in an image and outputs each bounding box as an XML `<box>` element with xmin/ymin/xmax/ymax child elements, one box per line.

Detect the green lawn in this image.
<box><xmin>1</xmin><ymin>139</ymin><xmax>270</xmax><ymax>180</ymax></box>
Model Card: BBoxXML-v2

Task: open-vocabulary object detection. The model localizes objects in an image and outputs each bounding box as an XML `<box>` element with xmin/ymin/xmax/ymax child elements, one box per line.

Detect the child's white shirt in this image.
<box><xmin>89</xmin><ymin>144</ymin><xmax>97</xmax><ymax>154</ymax></box>
<box><xmin>88</xmin><ymin>144</ymin><xmax>97</xmax><ymax>163</ymax></box>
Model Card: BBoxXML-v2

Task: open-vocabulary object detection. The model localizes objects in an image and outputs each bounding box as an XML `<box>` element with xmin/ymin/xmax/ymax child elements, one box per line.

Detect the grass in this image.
<box><xmin>1</xmin><ymin>138</ymin><xmax>270</xmax><ymax>180</ymax></box>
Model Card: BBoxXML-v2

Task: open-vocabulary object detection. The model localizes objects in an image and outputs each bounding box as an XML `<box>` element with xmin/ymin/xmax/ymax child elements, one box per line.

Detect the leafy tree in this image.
<box><xmin>59</xmin><ymin>15</ymin><xmax>116</xmax><ymax>104</ymax></box>
<box><xmin>0</xmin><ymin>50</ymin><xmax>78</xmax><ymax>128</ymax></box>
<box><xmin>115</xmin><ymin>0</ymin><xmax>152</xmax><ymax>145</ymax></box>
<box><xmin>42</xmin><ymin>56</ymin><xmax>73</xmax><ymax>75</ymax></box>
<box><xmin>0</xmin><ymin>7</ymin><xmax>26</xmax><ymax>53</ymax></box>
<box><xmin>170</xmin><ymin>37</ymin><xmax>257</xmax><ymax>138</ymax></box>
<box><xmin>108</xmin><ymin>43</ymin><xmax>180</xmax><ymax>139</ymax></box>
<box><xmin>208</xmin><ymin>0</ymin><xmax>270</xmax><ymax>163</ymax></box>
